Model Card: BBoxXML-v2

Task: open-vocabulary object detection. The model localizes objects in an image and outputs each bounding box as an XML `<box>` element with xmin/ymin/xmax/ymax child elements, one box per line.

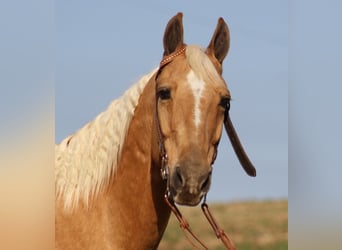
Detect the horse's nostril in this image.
<box><xmin>175</xmin><ymin>167</ymin><xmax>184</xmax><ymax>187</ymax></box>
<box><xmin>200</xmin><ymin>173</ymin><xmax>211</xmax><ymax>191</ymax></box>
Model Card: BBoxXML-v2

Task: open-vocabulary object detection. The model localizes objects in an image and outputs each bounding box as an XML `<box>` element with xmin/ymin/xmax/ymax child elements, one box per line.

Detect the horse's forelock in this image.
<box><xmin>185</xmin><ymin>45</ymin><xmax>226</xmax><ymax>88</ymax></box>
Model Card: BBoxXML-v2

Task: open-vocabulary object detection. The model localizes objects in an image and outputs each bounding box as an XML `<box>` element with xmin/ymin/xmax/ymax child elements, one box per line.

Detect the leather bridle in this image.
<box><xmin>154</xmin><ymin>46</ymin><xmax>256</xmax><ymax>250</ymax></box>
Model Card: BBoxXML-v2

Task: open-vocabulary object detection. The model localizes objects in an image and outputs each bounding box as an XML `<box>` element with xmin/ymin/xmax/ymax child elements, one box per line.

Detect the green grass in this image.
<box><xmin>158</xmin><ymin>200</ymin><xmax>288</xmax><ymax>250</ymax></box>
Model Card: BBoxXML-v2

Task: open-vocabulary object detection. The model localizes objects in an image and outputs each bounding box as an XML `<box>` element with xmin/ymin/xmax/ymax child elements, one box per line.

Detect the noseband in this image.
<box><xmin>154</xmin><ymin>46</ymin><xmax>255</xmax><ymax>250</ymax></box>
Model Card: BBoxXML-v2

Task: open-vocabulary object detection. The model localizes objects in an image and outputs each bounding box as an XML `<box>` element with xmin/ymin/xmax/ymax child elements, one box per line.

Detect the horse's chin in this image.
<box><xmin>173</xmin><ymin>194</ymin><xmax>204</xmax><ymax>207</ymax></box>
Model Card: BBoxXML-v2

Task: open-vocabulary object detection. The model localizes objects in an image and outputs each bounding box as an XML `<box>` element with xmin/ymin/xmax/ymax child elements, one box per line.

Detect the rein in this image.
<box><xmin>155</xmin><ymin>46</ymin><xmax>255</xmax><ymax>250</ymax></box>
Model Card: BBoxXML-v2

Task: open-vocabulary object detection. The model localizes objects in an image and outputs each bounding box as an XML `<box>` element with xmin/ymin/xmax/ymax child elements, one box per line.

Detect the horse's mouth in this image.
<box><xmin>172</xmin><ymin>191</ymin><xmax>205</xmax><ymax>206</ymax></box>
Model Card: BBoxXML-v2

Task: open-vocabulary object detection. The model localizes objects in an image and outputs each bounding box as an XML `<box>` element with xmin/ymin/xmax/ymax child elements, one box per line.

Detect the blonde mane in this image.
<box><xmin>55</xmin><ymin>68</ymin><xmax>157</xmax><ymax>211</ymax></box>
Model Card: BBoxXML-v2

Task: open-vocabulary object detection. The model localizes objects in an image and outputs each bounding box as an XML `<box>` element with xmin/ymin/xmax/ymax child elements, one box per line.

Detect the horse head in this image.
<box><xmin>155</xmin><ymin>13</ymin><xmax>256</xmax><ymax>206</ymax></box>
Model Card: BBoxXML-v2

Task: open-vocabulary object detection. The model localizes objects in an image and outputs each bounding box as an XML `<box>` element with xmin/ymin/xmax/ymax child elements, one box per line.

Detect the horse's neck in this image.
<box><xmin>106</xmin><ymin>76</ymin><xmax>170</xmax><ymax>248</ymax></box>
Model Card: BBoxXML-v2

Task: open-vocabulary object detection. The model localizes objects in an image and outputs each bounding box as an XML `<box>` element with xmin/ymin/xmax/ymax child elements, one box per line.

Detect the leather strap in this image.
<box><xmin>164</xmin><ymin>194</ymin><xmax>209</xmax><ymax>250</ymax></box>
<box><xmin>164</xmin><ymin>192</ymin><xmax>237</xmax><ymax>250</ymax></box>
<box><xmin>224</xmin><ymin>111</ymin><xmax>256</xmax><ymax>177</ymax></box>
<box><xmin>160</xmin><ymin>45</ymin><xmax>187</xmax><ymax>68</ymax></box>
<box><xmin>201</xmin><ymin>202</ymin><xmax>236</xmax><ymax>250</ymax></box>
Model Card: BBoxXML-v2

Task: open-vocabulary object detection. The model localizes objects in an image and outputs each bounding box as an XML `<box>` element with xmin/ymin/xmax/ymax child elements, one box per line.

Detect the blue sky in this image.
<box><xmin>55</xmin><ymin>1</ymin><xmax>288</xmax><ymax>202</ymax></box>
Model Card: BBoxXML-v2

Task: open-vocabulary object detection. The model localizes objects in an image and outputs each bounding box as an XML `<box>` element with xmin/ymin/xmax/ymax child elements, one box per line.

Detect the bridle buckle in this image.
<box><xmin>160</xmin><ymin>154</ymin><xmax>169</xmax><ymax>180</ymax></box>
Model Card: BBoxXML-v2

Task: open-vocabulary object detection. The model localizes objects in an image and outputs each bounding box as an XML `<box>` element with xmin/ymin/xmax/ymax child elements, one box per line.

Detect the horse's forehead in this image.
<box><xmin>162</xmin><ymin>59</ymin><xmax>227</xmax><ymax>91</ymax></box>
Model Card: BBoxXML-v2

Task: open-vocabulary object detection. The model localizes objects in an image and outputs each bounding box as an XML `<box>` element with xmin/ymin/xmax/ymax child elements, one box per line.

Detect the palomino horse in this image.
<box><xmin>56</xmin><ymin>13</ymin><xmax>256</xmax><ymax>249</ymax></box>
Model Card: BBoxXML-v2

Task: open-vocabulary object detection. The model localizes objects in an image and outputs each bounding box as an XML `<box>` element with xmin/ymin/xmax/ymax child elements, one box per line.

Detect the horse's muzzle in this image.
<box><xmin>170</xmin><ymin>166</ymin><xmax>212</xmax><ymax>206</ymax></box>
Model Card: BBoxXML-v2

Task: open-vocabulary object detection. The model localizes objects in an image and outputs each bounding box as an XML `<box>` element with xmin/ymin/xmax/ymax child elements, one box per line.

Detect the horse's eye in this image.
<box><xmin>219</xmin><ymin>97</ymin><xmax>230</xmax><ymax>110</ymax></box>
<box><xmin>158</xmin><ymin>88</ymin><xmax>171</xmax><ymax>100</ymax></box>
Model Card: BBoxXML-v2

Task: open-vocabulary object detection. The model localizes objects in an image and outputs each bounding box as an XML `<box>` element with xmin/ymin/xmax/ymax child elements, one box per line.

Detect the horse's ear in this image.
<box><xmin>207</xmin><ymin>18</ymin><xmax>230</xmax><ymax>65</ymax></box>
<box><xmin>163</xmin><ymin>12</ymin><xmax>185</xmax><ymax>56</ymax></box>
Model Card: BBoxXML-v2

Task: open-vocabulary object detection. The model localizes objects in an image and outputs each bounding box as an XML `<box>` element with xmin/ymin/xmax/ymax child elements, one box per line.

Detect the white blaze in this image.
<box><xmin>187</xmin><ymin>70</ymin><xmax>206</xmax><ymax>128</ymax></box>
